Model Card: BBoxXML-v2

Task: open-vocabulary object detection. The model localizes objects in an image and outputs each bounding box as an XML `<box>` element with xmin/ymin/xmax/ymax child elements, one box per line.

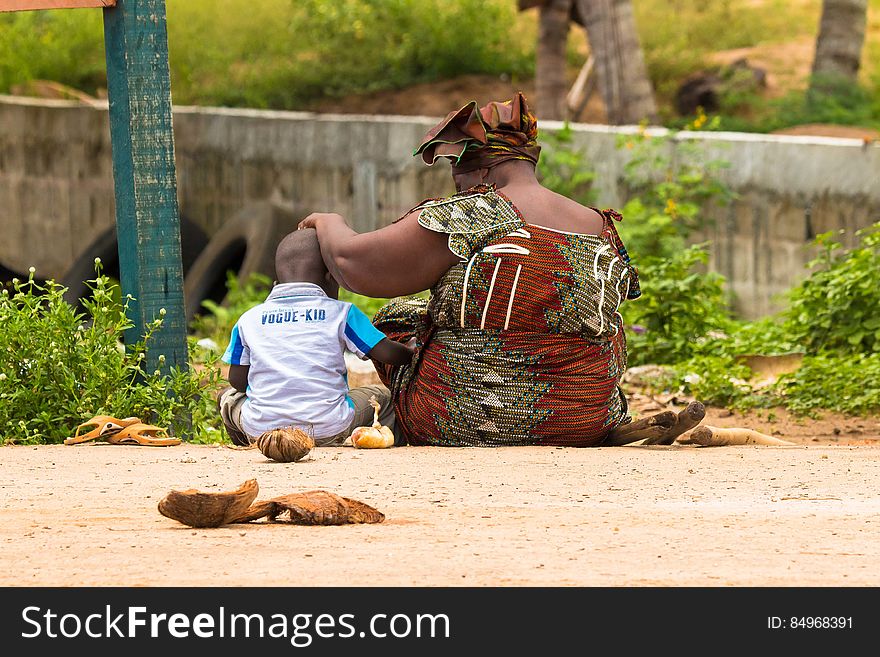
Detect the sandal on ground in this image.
<box><xmin>107</xmin><ymin>423</ymin><xmax>181</xmax><ymax>447</ymax></box>
<box><xmin>64</xmin><ymin>416</ymin><xmax>141</xmax><ymax>445</ymax></box>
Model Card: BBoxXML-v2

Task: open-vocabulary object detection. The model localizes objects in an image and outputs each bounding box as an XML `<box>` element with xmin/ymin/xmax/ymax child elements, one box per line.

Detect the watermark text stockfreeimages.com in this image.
<box><xmin>21</xmin><ymin>605</ymin><xmax>450</xmax><ymax>647</ymax></box>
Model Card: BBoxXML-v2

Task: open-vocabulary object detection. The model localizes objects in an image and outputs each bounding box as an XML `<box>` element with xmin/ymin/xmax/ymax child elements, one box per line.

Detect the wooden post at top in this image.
<box><xmin>102</xmin><ymin>0</ymin><xmax>188</xmax><ymax>376</ymax></box>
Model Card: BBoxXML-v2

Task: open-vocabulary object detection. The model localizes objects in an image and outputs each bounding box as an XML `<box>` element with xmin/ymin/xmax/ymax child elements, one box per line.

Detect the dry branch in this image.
<box><xmin>681</xmin><ymin>425</ymin><xmax>795</xmax><ymax>446</ymax></box>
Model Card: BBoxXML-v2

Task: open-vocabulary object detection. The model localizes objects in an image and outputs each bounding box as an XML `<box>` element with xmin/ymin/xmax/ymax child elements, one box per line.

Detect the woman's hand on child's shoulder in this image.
<box><xmin>298</xmin><ymin>212</ymin><xmax>345</xmax><ymax>232</ymax></box>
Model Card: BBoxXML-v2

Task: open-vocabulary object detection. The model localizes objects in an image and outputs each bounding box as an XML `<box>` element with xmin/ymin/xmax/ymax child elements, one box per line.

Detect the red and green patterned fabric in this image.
<box><xmin>372</xmin><ymin>185</ymin><xmax>640</xmax><ymax>447</ymax></box>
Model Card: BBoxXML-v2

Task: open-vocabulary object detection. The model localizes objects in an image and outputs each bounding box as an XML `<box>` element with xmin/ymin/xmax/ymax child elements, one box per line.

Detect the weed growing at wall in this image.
<box><xmin>662</xmin><ymin>223</ymin><xmax>880</xmax><ymax>415</ymax></box>
<box><xmin>616</xmin><ymin>115</ymin><xmax>735</xmax><ymax>256</ymax></box>
<box><xmin>0</xmin><ymin>265</ymin><xmax>223</xmax><ymax>445</ymax></box>
<box><xmin>610</xmin><ymin>117</ymin><xmax>737</xmax><ymax>365</ymax></box>
<box><xmin>783</xmin><ymin>224</ymin><xmax>880</xmax><ymax>355</ymax></box>
<box><xmin>624</xmin><ymin>244</ymin><xmax>731</xmax><ymax>366</ymax></box>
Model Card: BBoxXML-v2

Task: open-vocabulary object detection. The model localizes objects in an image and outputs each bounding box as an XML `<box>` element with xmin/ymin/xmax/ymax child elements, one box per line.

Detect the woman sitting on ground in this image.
<box><xmin>298</xmin><ymin>93</ymin><xmax>699</xmax><ymax>446</ymax></box>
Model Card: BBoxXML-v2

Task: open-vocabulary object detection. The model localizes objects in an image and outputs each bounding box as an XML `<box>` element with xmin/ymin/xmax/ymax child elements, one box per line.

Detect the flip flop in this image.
<box><xmin>64</xmin><ymin>416</ymin><xmax>141</xmax><ymax>445</ymax></box>
<box><xmin>108</xmin><ymin>423</ymin><xmax>181</xmax><ymax>447</ymax></box>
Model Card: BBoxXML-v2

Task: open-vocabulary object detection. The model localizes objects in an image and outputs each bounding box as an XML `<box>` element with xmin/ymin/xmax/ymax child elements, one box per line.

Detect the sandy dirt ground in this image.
<box><xmin>2</xmin><ymin>437</ymin><xmax>879</xmax><ymax>587</ymax></box>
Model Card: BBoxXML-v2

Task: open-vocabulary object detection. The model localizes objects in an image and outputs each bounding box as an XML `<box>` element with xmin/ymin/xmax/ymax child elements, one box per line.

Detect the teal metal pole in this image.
<box><xmin>102</xmin><ymin>0</ymin><xmax>187</xmax><ymax>375</ymax></box>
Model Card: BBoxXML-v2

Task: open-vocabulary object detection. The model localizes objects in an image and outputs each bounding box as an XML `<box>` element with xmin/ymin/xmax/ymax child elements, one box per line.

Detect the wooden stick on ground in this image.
<box><xmin>679</xmin><ymin>425</ymin><xmax>796</xmax><ymax>446</ymax></box>
<box><xmin>605</xmin><ymin>410</ymin><xmax>677</xmax><ymax>446</ymax></box>
<box><xmin>643</xmin><ymin>401</ymin><xmax>706</xmax><ymax>445</ymax></box>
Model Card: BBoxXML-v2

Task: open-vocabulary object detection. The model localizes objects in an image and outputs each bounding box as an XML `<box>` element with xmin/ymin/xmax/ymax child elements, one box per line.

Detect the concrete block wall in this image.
<box><xmin>1</xmin><ymin>95</ymin><xmax>877</xmax><ymax>318</ymax></box>
<box><xmin>0</xmin><ymin>96</ymin><xmax>116</xmax><ymax>279</ymax></box>
<box><xmin>171</xmin><ymin>106</ymin><xmax>451</xmax><ymax>239</ymax></box>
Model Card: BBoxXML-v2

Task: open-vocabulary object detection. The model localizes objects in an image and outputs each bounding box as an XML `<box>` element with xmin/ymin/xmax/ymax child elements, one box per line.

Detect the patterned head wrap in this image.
<box><xmin>413</xmin><ymin>92</ymin><xmax>541</xmax><ymax>173</ymax></box>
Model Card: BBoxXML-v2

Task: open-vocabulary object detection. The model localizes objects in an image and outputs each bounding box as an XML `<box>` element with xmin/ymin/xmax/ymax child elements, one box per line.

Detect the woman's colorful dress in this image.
<box><xmin>372</xmin><ymin>185</ymin><xmax>641</xmax><ymax>447</ymax></box>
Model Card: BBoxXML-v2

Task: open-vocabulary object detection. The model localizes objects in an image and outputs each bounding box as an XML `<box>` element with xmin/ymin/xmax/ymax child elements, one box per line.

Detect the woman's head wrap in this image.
<box><xmin>413</xmin><ymin>92</ymin><xmax>541</xmax><ymax>173</ymax></box>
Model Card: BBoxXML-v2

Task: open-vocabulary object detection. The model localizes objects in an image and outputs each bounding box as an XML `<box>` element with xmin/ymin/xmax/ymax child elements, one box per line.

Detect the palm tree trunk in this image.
<box><xmin>810</xmin><ymin>0</ymin><xmax>868</xmax><ymax>89</ymax></box>
<box><xmin>574</xmin><ymin>0</ymin><xmax>657</xmax><ymax>125</ymax></box>
<box><xmin>536</xmin><ymin>0</ymin><xmax>573</xmax><ymax>121</ymax></box>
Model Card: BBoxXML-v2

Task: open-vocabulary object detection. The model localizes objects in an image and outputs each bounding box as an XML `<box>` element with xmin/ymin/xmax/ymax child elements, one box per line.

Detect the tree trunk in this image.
<box><xmin>810</xmin><ymin>0</ymin><xmax>868</xmax><ymax>89</ymax></box>
<box><xmin>536</xmin><ymin>0</ymin><xmax>572</xmax><ymax>121</ymax></box>
<box><xmin>574</xmin><ymin>0</ymin><xmax>657</xmax><ymax>125</ymax></box>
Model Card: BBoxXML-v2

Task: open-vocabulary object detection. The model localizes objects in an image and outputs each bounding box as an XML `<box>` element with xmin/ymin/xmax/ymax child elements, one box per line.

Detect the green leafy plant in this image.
<box><xmin>0</xmin><ymin>264</ymin><xmax>223</xmax><ymax>445</ymax></box>
<box><xmin>649</xmin><ymin>226</ymin><xmax>880</xmax><ymax>416</ymax></box>
<box><xmin>616</xmin><ymin>116</ymin><xmax>734</xmax><ymax>259</ymax></box>
<box><xmin>609</xmin><ymin>118</ymin><xmax>737</xmax><ymax>365</ymax></box>
<box><xmin>666</xmin><ymin>354</ymin><xmax>759</xmax><ymax>409</ymax></box>
<box><xmin>623</xmin><ymin>244</ymin><xmax>732</xmax><ymax>366</ymax></box>
<box><xmin>773</xmin><ymin>353</ymin><xmax>880</xmax><ymax>417</ymax></box>
<box><xmin>782</xmin><ymin>223</ymin><xmax>880</xmax><ymax>355</ymax></box>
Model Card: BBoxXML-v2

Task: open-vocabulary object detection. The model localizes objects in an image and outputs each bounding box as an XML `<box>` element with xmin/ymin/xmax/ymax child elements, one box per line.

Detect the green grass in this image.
<box><xmin>633</xmin><ymin>0</ymin><xmax>821</xmax><ymax>110</ymax></box>
<box><xmin>711</xmin><ymin>79</ymin><xmax>880</xmax><ymax>133</ymax></box>
<box><xmin>0</xmin><ymin>0</ymin><xmax>534</xmax><ymax>108</ymax></box>
<box><xmin>1</xmin><ymin>1</ymin><xmax>879</xmax><ymax>130</ymax></box>
<box><xmin>0</xmin><ymin>10</ymin><xmax>105</xmax><ymax>95</ymax></box>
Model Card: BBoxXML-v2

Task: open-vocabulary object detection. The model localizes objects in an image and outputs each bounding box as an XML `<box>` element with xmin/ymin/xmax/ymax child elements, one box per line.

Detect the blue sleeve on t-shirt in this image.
<box><xmin>222</xmin><ymin>323</ymin><xmax>250</xmax><ymax>365</ymax></box>
<box><xmin>343</xmin><ymin>305</ymin><xmax>386</xmax><ymax>357</ymax></box>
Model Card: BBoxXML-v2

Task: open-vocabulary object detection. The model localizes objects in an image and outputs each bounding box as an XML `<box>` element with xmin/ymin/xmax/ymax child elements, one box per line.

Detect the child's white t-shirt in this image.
<box><xmin>221</xmin><ymin>282</ymin><xmax>386</xmax><ymax>439</ymax></box>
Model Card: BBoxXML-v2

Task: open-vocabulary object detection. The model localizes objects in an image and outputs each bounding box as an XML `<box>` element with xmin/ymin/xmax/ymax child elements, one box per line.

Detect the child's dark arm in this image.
<box><xmin>228</xmin><ymin>364</ymin><xmax>250</xmax><ymax>393</ymax></box>
<box><xmin>368</xmin><ymin>337</ymin><xmax>415</xmax><ymax>366</ymax></box>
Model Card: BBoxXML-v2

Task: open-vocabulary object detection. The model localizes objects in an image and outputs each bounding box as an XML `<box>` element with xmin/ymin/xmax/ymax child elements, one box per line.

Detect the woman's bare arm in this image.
<box><xmin>297</xmin><ymin>211</ymin><xmax>459</xmax><ymax>297</ymax></box>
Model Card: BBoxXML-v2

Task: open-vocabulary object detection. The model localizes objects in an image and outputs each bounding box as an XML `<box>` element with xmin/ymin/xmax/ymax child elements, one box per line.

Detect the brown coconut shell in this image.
<box><xmin>232</xmin><ymin>490</ymin><xmax>385</xmax><ymax>525</ymax></box>
<box><xmin>256</xmin><ymin>427</ymin><xmax>314</xmax><ymax>462</ymax></box>
<box><xmin>158</xmin><ymin>478</ymin><xmax>259</xmax><ymax>528</ymax></box>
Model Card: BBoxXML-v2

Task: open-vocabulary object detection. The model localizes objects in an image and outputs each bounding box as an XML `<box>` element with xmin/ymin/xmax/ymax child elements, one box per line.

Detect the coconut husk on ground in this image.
<box><xmin>232</xmin><ymin>490</ymin><xmax>385</xmax><ymax>525</ymax></box>
<box><xmin>157</xmin><ymin>480</ymin><xmax>384</xmax><ymax>528</ymax></box>
<box><xmin>256</xmin><ymin>427</ymin><xmax>314</xmax><ymax>462</ymax></box>
<box><xmin>158</xmin><ymin>478</ymin><xmax>259</xmax><ymax>528</ymax></box>
<box><xmin>222</xmin><ymin>427</ymin><xmax>315</xmax><ymax>462</ymax></box>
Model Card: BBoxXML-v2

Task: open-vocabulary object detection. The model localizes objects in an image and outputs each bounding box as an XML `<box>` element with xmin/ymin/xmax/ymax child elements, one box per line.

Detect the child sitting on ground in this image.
<box><xmin>217</xmin><ymin>228</ymin><xmax>413</xmax><ymax>446</ymax></box>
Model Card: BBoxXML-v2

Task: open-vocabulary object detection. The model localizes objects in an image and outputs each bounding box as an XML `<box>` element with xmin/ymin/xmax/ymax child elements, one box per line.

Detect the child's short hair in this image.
<box><xmin>275</xmin><ymin>228</ymin><xmax>325</xmax><ymax>282</ymax></box>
